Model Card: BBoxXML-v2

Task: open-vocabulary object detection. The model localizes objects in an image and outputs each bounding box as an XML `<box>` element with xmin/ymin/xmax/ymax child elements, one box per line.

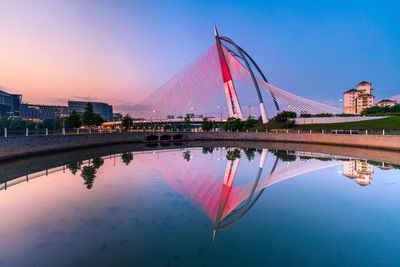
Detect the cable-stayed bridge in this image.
<box><xmin>136</xmin><ymin>25</ymin><xmax>341</xmax><ymax>123</ymax></box>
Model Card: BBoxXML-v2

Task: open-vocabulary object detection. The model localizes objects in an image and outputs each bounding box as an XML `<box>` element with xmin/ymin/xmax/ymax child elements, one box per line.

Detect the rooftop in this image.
<box><xmin>357</xmin><ymin>81</ymin><xmax>371</xmax><ymax>86</ymax></box>
<box><xmin>344</xmin><ymin>89</ymin><xmax>358</xmax><ymax>93</ymax></box>
<box><xmin>377</xmin><ymin>99</ymin><xmax>397</xmax><ymax>103</ymax></box>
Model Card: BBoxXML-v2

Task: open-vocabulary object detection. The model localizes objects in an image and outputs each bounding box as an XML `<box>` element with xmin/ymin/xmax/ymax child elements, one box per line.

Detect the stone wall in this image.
<box><xmin>2</xmin><ymin>131</ymin><xmax>400</xmax><ymax>161</ymax></box>
<box><xmin>187</xmin><ymin>132</ymin><xmax>400</xmax><ymax>151</ymax></box>
<box><xmin>292</xmin><ymin>116</ymin><xmax>388</xmax><ymax>125</ymax></box>
<box><xmin>0</xmin><ymin>133</ymin><xmax>144</xmax><ymax>161</ymax></box>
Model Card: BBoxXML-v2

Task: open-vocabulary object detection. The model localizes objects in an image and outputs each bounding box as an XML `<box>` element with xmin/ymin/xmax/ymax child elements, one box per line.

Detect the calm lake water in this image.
<box><xmin>1</xmin><ymin>142</ymin><xmax>400</xmax><ymax>266</ymax></box>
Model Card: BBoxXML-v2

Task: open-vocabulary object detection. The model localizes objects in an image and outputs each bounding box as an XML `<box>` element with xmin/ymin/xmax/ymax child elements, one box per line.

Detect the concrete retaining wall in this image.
<box><xmin>187</xmin><ymin>132</ymin><xmax>400</xmax><ymax>151</ymax></box>
<box><xmin>2</xmin><ymin>131</ymin><xmax>400</xmax><ymax>161</ymax></box>
<box><xmin>292</xmin><ymin>116</ymin><xmax>388</xmax><ymax>125</ymax></box>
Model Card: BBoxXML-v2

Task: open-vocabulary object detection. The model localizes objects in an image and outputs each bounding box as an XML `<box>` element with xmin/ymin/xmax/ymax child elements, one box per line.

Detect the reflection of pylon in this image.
<box><xmin>213</xmin><ymin>152</ymin><xmax>241</xmax><ymax>240</ymax></box>
<box><xmin>213</xmin><ymin>148</ymin><xmax>268</xmax><ymax>241</ymax></box>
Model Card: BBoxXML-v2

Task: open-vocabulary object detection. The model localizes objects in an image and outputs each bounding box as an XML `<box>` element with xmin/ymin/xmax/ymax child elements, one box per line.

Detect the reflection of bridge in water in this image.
<box><xmin>1</xmin><ymin>145</ymin><xmax>392</xmax><ymax>239</ymax></box>
<box><xmin>135</xmin><ymin>148</ymin><xmax>342</xmax><ymax>240</ymax></box>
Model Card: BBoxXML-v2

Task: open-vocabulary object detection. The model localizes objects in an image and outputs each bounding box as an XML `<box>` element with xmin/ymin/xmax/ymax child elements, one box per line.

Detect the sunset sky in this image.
<box><xmin>0</xmin><ymin>0</ymin><xmax>399</xmax><ymax>114</ymax></box>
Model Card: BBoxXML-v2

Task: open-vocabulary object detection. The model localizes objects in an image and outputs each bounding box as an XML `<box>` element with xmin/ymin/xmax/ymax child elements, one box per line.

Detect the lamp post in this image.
<box><xmin>339</xmin><ymin>99</ymin><xmax>343</xmax><ymax>112</ymax></box>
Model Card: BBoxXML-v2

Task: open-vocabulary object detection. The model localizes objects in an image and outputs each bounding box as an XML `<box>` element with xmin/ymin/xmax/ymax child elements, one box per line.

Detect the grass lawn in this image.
<box><xmin>253</xmin><ymin>116</ymin><xmax>400</xmax><ymax>131</ymax></box>
<box><xmin>292</xmin><ymin>116</ymin><xmax>400</xmax><ymax>130</ymax></box>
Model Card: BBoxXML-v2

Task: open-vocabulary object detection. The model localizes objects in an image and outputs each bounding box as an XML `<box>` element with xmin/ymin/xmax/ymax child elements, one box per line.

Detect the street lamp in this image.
<box><xmin>217</xmin><ymin>105</ymin><xmax>223</xmax><ymax>122</ymax></box>
<box><xmin>339</xmin><ymin>99</ymin><xmax>343</xmax><ymax>112</ymax></box>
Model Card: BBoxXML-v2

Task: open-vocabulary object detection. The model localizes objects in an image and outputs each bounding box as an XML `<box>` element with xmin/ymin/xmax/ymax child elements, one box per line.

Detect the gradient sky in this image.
<box><xmin>0</xmin><ymin>0</ymin><xmax>399</xmax><ymax>114</ymax></box>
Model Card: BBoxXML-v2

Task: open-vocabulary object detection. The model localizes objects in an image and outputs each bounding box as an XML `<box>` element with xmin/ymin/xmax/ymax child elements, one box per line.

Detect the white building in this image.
<box><xmin>344</xmin><ymin>81</ymin><xmax>375</xmax><ymax>114</ymax></box>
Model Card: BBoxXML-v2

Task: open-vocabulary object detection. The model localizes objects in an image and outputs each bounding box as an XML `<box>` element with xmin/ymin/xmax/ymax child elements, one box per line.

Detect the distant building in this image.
<box><xmin>113</xmin><ymin>113</ymin><xmax>122</xmax><ymax>121</ymax></box>
<box><xmin>344</xmin><ymin>81</ymin><xmax>375</xmax><ymax>114</ymax></box>
<box><xmin>342</xmin><ymin>160</ymin><xmax>373</xmax><ymax>186</ymax></box>
<box><xmin>68</xmin><ymin>101</ymin><xmax>113</xmax><ymax>121</ymax></box>
<box><xmin>376</xmin><ymin>99</ymin><xmax>397</xmax><ymax>107</ymax></box>
<box><xmin>0</xmin><ymin>90</ymin><xmax>22</xmax><ymax>119</ymax></box>
<box><xmin>21</xmin><ymin>104</ymin><xmax>68</xmax><ymax>121</ymax></box>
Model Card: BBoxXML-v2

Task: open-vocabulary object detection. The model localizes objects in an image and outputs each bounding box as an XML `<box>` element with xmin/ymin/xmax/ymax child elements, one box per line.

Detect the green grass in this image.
<box><xmin>292</xmin><ymin>116</ymin><xmax>400</xmax><ymax>130</ymax></box>
<box><xmin>252</xmin><ymin>116</ymin><xmax>400</xmax><ymax>131</ymax></box>
<box><xmin>252</xmin><ymin>120</ymin><xmax>287</xmax><ymax>131</ymax></box>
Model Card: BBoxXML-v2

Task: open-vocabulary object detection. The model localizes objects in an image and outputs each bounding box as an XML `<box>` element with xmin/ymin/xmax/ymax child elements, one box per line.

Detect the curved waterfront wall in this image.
<box><xmin>2</xmin><ymin>132</ymin><xmax>400</xmax><ymax>161</ymax></box>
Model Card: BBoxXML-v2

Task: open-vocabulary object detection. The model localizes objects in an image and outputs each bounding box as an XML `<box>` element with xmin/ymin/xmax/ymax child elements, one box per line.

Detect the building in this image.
<box><xmin>376</xmin><ymin>99</ymin><xmax>397</xmax><ymax>107</ymax></box>
<box><xmin>342</xmin><ymin>160</ymin><xmax>374</xmax><ymax>186</ymax></box>
<box><xmin>20</xmin><ymin>104</ymin><xmax>68</xmax><ymax>121</ymax></box>
<box><xmin>0</xmin><ymin>89</ymin><xmax>22</xmax><ymax>119</ymax></box>
<box><xmin>68</xmin><ymin>101</ymin><xmax>113</xmax><ymax>121</ymax></box>
<box><xmin>113</xmin><ymin>113</ymin><xmax>122</xmax><ymax>121</ymax></box>
<box><xmin>343</xmin><ymin>81</ymin><xmax>375</xmax><ymax>114</ymax></box>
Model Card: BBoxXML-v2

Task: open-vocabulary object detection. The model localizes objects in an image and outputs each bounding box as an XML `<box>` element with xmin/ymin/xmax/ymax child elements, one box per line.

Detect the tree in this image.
<box><xmin>226</xmin><ymin>149</ymin><xmax>241</xmax><ymax>161</ymax></box>
<box><xmin>93</xmin><ymin>114</ymin><xmax>104</xmax><ymax>126</ymax></box>
<box><xmin>43</xmin><ymin>119</ymin><xmax>55</xmax><ymax>130</ymax></box>
<box><xmin>122</xmin><ymin>114</ymin><xmax>133</xmax><ymax>131</ymax></box>
<box><xmin>272</xmin><ymin>150</ymin><xmax>296</xmax><ymax>162</ymax></box>
<box><xmin>273</xmin><ymin>111</ymin><xmax>297</xmax><ymax>122</ymax></box>
<box><xmin>299</xmin><ymin>113</ymin><xmax>312</xmax><ymax>118</ymax></box>
<box><xmin>81</xmin><ymin>166</ymin><xmax>96</xmax><ymax>189</ymax></box>
<box><xmin>201</xmin><ymin>117</ymin><xmax>213</xmax><ymax>131</ymax></box>
<box><xmin>81</xmin><ymin>102</ymin><xmax>96</xmax><ymax>128</ymax></box>
<box><xmin>315</xmin><ymin>113</ymin><xmax>333</xmax><ymax>117</ymax></box>
<box><xmin>65</xmin><ymin>110</ymin><xmax>82</xmax><ymax>129</ymax></box>
<box><xmin>184</xmin><ymin>114</ymin><xmax>191</xmax><ymax>125</ymax></box>
<box><xmin>92</xmin><ymin>157</ymin><xmax>104</xmax><ymax>169</ymax></box>
<box><xmin>183</xmin><ymin>151</ymin><xmax>191</xmax><ymax>162</ymax></box>
<box><xmin>202</xmin><ymin>147</ymin><xmax>214</xmax><ymax>154</ymax></box>
<box><xmin>243</xmin><ymin>148</ymin><xmax>256</xmax><ymax>162</ymax></box>
<box><xmin>121</xmin><ymin>152</ymin><xmax>133</xmax><ymax>165</ymax></box>
<box><xmin>242</xmin><ymin>116</ymin><xmax>257</xmax><ymax>130</ymax></box>
<box><xmin>66</xmin><ymin>161</ymin><xmax>82</xmax><ymax>175</ymax></box>
<box><xmin>223</xmin><ymin>117</ymin><xmax>242</xmax><ymax>131</ymax></box>
<box><xmin>80</xmin><ymin>158</ymin><xmax>104</xmax><ymax>189</ymax></box>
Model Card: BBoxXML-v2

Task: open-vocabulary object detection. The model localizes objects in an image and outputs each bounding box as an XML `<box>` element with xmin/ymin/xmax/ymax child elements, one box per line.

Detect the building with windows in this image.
<box><xmin>68</xmin><ymin>101</ymin><xmax>113</xmax><ymax>121</ymax></box>
<box><xmin>113</xmin><ymin>113</ymin><xmax>123</xmax><ymax>121</ymax></box>
<box><xmin>342</xmin><ymin>160</ymin><xmax>373</xmax><ymax>186</ymax></box>
<box><xmin>376</xmin><ymin>99</ymin><xmax>397</xmax><ymax>107</ymax></box>
<box><xmin>343</xmin><ymin>81</ymin><xmax>375</xmax><ymax>114</ymax></box>
<box><xmin>20</xmin><ymin>104</ymin><xmax>68</xmax><ymax>121</ymax></box>
<box><xmin>0</xmin><ymin>89</ymin><xmax>22</xmax><ymax>119</ymax></box>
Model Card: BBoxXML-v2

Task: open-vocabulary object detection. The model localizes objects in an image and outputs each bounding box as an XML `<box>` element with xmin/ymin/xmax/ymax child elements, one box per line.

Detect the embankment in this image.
<box><xmin>2</xmin><ymin>131</ymin><xmax>400</xmax><ymax>161</ymax></box>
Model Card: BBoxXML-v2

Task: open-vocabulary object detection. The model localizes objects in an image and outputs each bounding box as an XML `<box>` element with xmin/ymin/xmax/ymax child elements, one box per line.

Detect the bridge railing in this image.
<box><xmin>1</xmin><ymin>127</ymin><xmax>398</xmax><ymax>138</ymax></box>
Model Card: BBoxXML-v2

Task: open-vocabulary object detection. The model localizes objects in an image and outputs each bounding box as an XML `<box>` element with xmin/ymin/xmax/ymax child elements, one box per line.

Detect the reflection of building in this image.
<box><xmin>21</xmin><ymin>104</ymin><xmax>68</xmax><ymax>121</ymax></box>
<box><xmin>342</xmin><ymin>160</ymin><xmax>373</xmax><ymax>186</ymax></box>
<box><xmin>0</xmin><ymin>89</ymin><xmax>22</xmax><ymax>119</ymax></box>
<box><xmin>68</xmin><ymin>101</ymin><xmax>113</xmax><ymax>121</ymax></box>
<box><xmin>344</xmin><ymin>81</ymin><xmax>375</xmax><ymax>114</ymax></box>
<box><xmin>376</xmin><ymin>99</ymin><xmax>397</xmax><ymax>107</ymax></box>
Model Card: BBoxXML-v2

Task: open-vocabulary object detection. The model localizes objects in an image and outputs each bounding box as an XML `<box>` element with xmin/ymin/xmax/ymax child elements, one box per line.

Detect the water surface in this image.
<box><xmin>1</xmin><ymin>142</ymin><xmax>400</xmax><ymax>266</ymax></box>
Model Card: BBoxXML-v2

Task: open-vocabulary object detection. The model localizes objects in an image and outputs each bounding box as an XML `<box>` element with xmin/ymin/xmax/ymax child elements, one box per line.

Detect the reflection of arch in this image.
<box><xmin>146</xmin><ymin>135</ymin><xmax>159</xmax><ymax>141</ymax></box>
<box><xmin>160</xmin><ymin>135</ymin><xmax>172</xmax><ymax>141</ymax></box>
<box><xmin>135</xmin><ymin>147</ymin><xmax>342</xmax><ymax>240</ymax></box>
<box><xmin>215</xmin><ymin>151</ymin><xmax>277</xmax><ymax>234</ymax></box>
<box><xmin>173</xmin><ymin>134</ymin><xmax>184</xmax><ymax>140</ymax></box>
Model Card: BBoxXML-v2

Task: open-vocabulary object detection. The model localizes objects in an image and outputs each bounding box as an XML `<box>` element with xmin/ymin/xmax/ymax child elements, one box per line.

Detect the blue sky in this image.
<box><xmin>0</xmin><ymin>0</ymin><xmax>399</xmax><ymax>112</ymax></box>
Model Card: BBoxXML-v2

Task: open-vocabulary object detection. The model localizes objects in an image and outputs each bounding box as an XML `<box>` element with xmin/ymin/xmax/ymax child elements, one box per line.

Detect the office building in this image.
<box><xmin>68</xmin><ymin>101</ymin><xmax>113</xmax><ymax>121</ymax></box>
<box><xmin>0</xmin><ymin>89</ymin><xmax>22</xmax><ymax>119</ymax></box>
<box><xmin>113</xmin><ymin>113</ymin><xmax>123</xmax><ymax>121</ymax></box>
<box><xmin>20</xmin><ymin>104</ymin><xmax>68</xmax><ymax>121</ymax></box>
